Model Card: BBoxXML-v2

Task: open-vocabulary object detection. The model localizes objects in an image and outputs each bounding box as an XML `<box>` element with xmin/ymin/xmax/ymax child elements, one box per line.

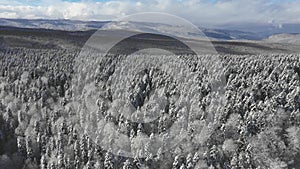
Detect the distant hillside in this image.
<box><xmin>201</xmin><ymin>28</ymin><xmax>262</xmax><ymax>40</ymax></box>
<box><xmin>219</xmin><ymin>22</ymin><xmax>300</xmax><ymax>39</ymax></box>
<box><xmin>2</xmin><ymin>18</ymin><xmax>300</xmax><ymax>42</ymax></box>
<box><xmin>265</xmin><ymin>34</ymin><xmax>300</xmax><ymax>44</ymax></box>
<box><xmin>0</xmin><ymin>18</ymin><xmax>263</xmax><ymax>41</ymax></box>
<box><xmin>0</xmin><ymin>18</ymin><xmax>109</xmax><ymax>31</ymax></box>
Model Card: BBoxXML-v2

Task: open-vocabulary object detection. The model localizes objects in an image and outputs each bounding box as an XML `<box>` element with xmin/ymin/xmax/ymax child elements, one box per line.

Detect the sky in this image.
<box><xmin>0</xmin><ymin>0</ymin><xmax>300</xmax><ymax>26</ymax></box>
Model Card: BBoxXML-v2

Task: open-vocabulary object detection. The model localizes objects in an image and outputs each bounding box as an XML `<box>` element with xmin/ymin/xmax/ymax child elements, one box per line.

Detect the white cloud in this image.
<box><xmin>0</xmin><ymin>0</ymin><xmax>299</xmax><ymax>25</ymax></box>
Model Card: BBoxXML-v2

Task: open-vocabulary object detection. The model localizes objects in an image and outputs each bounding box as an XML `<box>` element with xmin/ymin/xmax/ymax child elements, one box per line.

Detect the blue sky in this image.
<box><xmin>0</xmin><ymin>0</ymin><xmax>299</xmax><ymax>25</ymax></box>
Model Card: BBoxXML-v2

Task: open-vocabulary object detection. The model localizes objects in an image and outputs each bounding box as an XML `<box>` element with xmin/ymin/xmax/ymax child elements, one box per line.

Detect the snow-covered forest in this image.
<box><xmin>0</xmin><ymin>48</ymin><xmax>300</xmax><ymax>169</ymax></box>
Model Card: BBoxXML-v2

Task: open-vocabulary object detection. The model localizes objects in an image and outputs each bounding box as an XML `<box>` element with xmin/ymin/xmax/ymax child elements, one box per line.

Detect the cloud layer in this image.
<box><xmin>0</xmin><ymin>0</ymin><xmax>300</xmax><ymax>26</ymax></box>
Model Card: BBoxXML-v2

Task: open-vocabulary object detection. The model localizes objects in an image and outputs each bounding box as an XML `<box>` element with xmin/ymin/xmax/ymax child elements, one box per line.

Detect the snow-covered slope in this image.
<box><xmin>102</xmin><ymin>21</ymin><xmax>208</xmax><ymax>40</ymax></box>
<box><xmin>265</xmin><ymin>34</ymin><xmax>300</xmax><ymax>44</ymax></box>
<box><xmin>101</xmin><ymin>21</ymin><xmax>261</xmax><ymax>40</ymax></box>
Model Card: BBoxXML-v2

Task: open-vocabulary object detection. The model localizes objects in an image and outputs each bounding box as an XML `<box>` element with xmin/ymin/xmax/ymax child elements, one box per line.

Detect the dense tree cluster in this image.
<box><xmin>0</xmin><ymin>48</ymin><xmax>299</xmax><ymax>169</ymax></box>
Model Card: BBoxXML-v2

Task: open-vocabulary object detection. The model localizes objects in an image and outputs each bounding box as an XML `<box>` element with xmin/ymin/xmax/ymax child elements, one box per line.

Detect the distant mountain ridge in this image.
<box><xmin>1</xmin><ymin>18</ymin><xmax>300</xmax><ymax>41</ymax></box>
<box><xmin>201</xmin><ymin>28</ymin><xmax>263</xmax><ymax>40</ymax></box>
<box><xmin>0</xmin><ymin>18</ymin><xmax>109</xmax><ymax>31</ymax></box>
<box><xmin>219</xmin><ymin>22</ymin><xmax>300</xmax><ymax>38</ymax></box>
